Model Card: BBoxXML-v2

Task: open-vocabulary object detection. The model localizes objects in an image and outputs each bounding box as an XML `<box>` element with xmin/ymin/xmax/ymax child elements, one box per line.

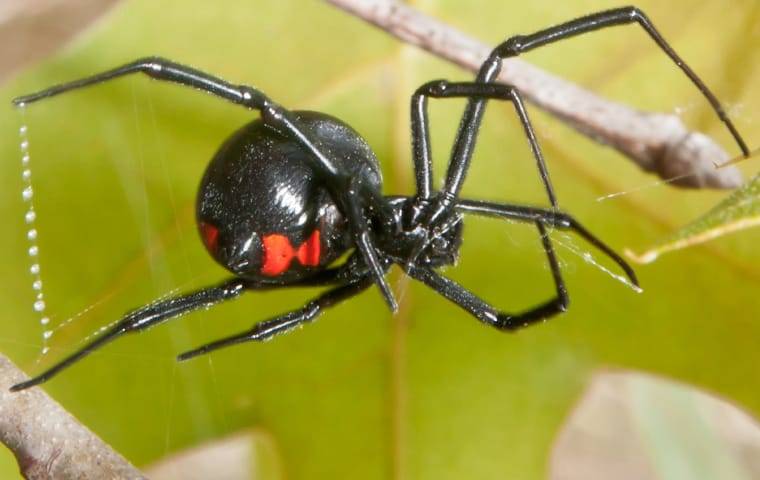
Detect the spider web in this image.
<box><xmin>12</xmin><ymin>83</ymin><xmax>235</xmax><ymax>458</ymax></box>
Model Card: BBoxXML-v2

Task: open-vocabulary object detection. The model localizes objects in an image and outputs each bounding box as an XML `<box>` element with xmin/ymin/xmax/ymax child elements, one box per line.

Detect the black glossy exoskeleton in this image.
<box><xmin>197</xmin><ymin>111</ymin><xmax>382</xmax><ymax>282</ymax></box>
<box><xmin>11</xmin><ymin>7</ymin><xmax>749</xmax><ymax>391</ymax></box>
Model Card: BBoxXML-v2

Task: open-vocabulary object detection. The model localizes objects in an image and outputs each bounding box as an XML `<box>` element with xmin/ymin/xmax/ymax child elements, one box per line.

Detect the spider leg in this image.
<box><xmin>407</xmin><ymin>80</ymin><xmax>557</xmax><ymax>264</ymax></box>
<box><xmin>177</xmin><ymin>276</ymin><xmax>373</xmax><ymax>361</ymax></box>
<box><xmin>414</xmin><ymin>81</ymin><xmax>556</xmax><ymax>205</ymax></box>
<box><xmin>407</xmin><ymin>265</ymin><xmax>565</xmax><ymax>331</ymax></box>
<box><xmin>415</xmin><ymin>6</ymin><xmax>748</xmax><ymax>241</ymax></box>
<box><xmin>455</xmin><ymin>198</ymin><xmax>638</xmax><ymax>287</ymax></box>
<box><xmin>12</xmin><ymin>57</ymin><xmax>343</xmax><ymax>179</ymax></box>
<box><xmin>410</xmin><ymin>86</ymin><xmax>434</xmax><ymax>201</ymax></box>
<box><xmin>412</xmin><ymin>80</ymin><xmax>557</xmax><ymax>208</ymax></box>
<box><xmin>340</xmin><ymin>177</ymin><xmax>398</xmax><ymax>312</ymax></box>
<box><xmin>489</xmin><ymin>6</ymin><xmax>749</xmax><ymax>158</ymax></box>
<box><xmin>10</xmin><ymin>278</ymin><xmax>247</xmax><ymax>391</ymax></box>
<box><xmin>13</xmin><ymin>57</ymin><xmax>398</xmax><ymax>311</ymax></box>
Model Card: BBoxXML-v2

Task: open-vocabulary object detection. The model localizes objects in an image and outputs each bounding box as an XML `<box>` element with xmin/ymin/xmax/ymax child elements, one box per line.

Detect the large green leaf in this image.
<box><xmin>2</xmin><ymin>0</ymin><xmax>759</xmax><ymax>478</ymax></box>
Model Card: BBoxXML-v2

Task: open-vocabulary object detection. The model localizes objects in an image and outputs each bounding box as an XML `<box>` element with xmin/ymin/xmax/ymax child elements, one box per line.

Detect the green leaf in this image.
<box><xmin>1</xmin><ymin>1</ymin><xmax>759</xmax><ymax>479</ymax></box>
<box><xmin>629</xmin><ymin>170</ymin><xmax>760</xmax><ymax>263</ymax></box>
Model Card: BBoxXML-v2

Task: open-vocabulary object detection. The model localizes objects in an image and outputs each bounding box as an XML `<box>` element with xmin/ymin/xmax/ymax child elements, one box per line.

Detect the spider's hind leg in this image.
<box><xmin>10</xmin><ymin>278</ymin><xmax>248</xmax><ymax>391</ymax></box>
<box><xmin>177</xmin><ymin>276</ymin><xmax>373</xmax><ymax>361</ymax></box>
<box><xmin>13</xmin><ymin>57</ymin><xmax>399</xmax><ymax>313</ymax></box>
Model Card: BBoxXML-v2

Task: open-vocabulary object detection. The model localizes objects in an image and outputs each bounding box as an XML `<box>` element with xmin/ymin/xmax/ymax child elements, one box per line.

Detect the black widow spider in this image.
<box><xmin>11</xmin><ymin>7</ymin><xmax>749</xmax><ymax>391</ymax></box>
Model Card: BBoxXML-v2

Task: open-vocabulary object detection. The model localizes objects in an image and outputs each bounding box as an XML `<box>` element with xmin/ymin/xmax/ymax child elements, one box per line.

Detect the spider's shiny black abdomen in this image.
<box><xmin>196</xmin><ymin>111</ymin><xmax>383</xmax><ymax>282</ymax></box>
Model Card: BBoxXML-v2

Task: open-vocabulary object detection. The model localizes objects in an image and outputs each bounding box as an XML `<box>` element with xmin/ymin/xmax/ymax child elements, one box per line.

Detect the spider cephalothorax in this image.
<box><xmin>11</xmin><ymin>6</ymin><xmax>749</xmax><ymax>392</ymax></box>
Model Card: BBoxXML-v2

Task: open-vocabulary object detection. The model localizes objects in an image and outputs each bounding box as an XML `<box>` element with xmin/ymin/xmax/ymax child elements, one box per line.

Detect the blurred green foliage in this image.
<box><xmin>635</xmin><ymin>171</ymin><xmax>760</xmax><ymax>262</ymax></box>
<box><xmin>1</xmin><ymin>0</ymin><xmax>759</xmax><ymax>478</ymax></box>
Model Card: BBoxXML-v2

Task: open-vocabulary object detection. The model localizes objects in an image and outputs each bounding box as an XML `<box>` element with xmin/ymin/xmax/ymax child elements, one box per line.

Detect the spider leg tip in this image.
<box><xmin>626</xmin><ymin>269</ymin><xmax>640</xmax><ymax>289</ymax></box>
<box><xmin>177</xmin><ymin>344</ymin><xmax>216</xmax><ymax>361</ymax></box>
<box><xmin>9</xmin><ymin>378</ymin><xmax>39</xmax><ymax>392</ymax></box>
<box><xmin>12</xmin><ymin>92</ymin><xmax>47</xmax><ymax>107</ymax></box>
<box><xmin>387</xmin><ymin>296</ymin><xmax>399</xmax><ymax>313</ymax></box>
<box><xmin>372</xmin><ymin>276</ymin><xmax>398</xmax><ymax>313</ymax></box>
<box><xmin>176</xmin><ymin>350</ymin><xmax>198</xmax><ymax>362</ymax></box>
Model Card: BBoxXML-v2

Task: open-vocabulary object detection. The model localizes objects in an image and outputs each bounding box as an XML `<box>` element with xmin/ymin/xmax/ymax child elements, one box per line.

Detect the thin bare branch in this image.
<box><xmin>0</xmin><ymin>354</ymin><xmax>145</xmax><ymax>480</ymax></box>
<box><xmin>324</xmin><ymin>0</ymin><xmax>746</xmax><ymax>189</ymax></box>
<box><xmin>0</xmin><ymin>0</ymin><xmax>122</xmax><ymax>85</ymax></box>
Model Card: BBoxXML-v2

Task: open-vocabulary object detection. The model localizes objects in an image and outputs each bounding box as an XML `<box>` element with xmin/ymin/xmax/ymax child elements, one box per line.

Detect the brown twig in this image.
<box><xmin>324</xmin><ymin>0</ymin><xmax>745</xmax><ymax>189</ymax></box>
<box><xmin>0</xmin><ymin>0</ymin><xmax>121</xmax><ymax>85</ymax></box>
<box><xmin>0</xmin><ymin>354</ymin><xmax>145</xmax><ymax>480</ymax></box>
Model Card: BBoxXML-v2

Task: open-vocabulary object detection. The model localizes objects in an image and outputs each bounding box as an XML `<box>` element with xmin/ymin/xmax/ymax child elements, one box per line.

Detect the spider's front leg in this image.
<box><xmin>407</xmin><ymin>6</ymin><xmax>750</xmax><ymax>260</ymax></box>
<box><xmin>490</xmin><ymin>6</ymin><xmax>749</xmax><ymax>157</ymax></box>
<box><xmin>426</xmin><ymin>5</ymin><xmax>750</xmax><ymax>205</ymax></box>
<box><xmin>406</xmin><ymin>80</ymin><xmax>556</xmax><ymax>264</ymax></box>
<box><xmin>456</xmin><ymin>198</ymin><xmax>639</xmax><ymax>288</ymax></box>
<box><xmin>10</xmin><ymin>278</ymin><xmax>247</xmax><ymax>391</ymax></box>
<box><xmin>409</xmin><ymin>199</ymin><xmax>639</xmax><ymax>331</ymax></box>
